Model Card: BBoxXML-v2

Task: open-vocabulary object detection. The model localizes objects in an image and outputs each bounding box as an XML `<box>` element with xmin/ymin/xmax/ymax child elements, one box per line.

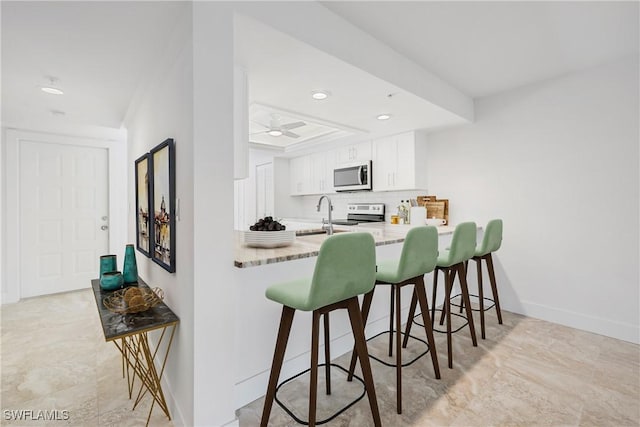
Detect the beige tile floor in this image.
<box><xmin>2</xmin><ymin>289</ymin><xmax>639</xmax><ymax>426</ymax></box>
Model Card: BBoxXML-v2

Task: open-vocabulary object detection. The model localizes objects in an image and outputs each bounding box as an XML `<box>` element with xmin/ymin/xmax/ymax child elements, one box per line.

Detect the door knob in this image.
<box><xmin>101</xmin><ymin>225</ymin><xmax>109</xmax><ymax>231</ymax></box>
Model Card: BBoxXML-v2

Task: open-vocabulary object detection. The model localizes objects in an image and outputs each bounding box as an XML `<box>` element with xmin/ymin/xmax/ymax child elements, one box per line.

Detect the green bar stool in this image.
<box><xmin>260</xmin><ymin>233</ymin><xmax>381</xmax><ymax>427</ymax></box>
<box><xmin>405</xmin><ymin>222</ymin><xmax>478</xmax><ymax>369</ymax></box>
<box><xmin>456</xmin><ymin>219</ymin><xmax>504</xmax><ymax>339</ymax></box>
<box><xmin>346</xmin><ymin>226</ymin><xmax>441</xmax><ymax>414</ymax></box>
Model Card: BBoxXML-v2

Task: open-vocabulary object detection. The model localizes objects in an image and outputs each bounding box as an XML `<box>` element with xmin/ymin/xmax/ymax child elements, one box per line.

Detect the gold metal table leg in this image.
<box><xmin>112</xmin><ymin>324</ymin><xmax>177</xmax><ymax>426</ymax></box>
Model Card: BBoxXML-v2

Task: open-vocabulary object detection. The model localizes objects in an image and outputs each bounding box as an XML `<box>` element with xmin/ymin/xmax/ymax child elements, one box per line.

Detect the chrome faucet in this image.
<box><xmin>317</xmin><ymin>195</ymin><xmax>334</xmax><ymax>235</ymax></box>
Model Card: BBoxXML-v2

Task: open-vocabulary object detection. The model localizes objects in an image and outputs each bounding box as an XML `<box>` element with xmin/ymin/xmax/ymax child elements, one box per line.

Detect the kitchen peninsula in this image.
<box><xmin>232</xmin><ymin>222</ymin><xmax>471</xmax><ymax>410</ymax></box>
<box><xmin>234</xmin><ymin>222</ymin><xmax>455</xmax><ymax>268</ymax></box>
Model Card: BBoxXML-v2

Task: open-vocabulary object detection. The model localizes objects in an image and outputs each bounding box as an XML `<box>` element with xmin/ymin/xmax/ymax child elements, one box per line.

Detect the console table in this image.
<box><xmin>91</xmin><ymin>278</ymin><xmax>179</xmax><ymax>426</ymax></box>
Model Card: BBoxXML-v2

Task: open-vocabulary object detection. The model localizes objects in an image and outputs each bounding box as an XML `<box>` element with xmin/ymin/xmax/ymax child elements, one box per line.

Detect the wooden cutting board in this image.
<box><xmin>425</xmin><ymin>201</ymin><xmax>446</xmax><ymax>220</ymax></box>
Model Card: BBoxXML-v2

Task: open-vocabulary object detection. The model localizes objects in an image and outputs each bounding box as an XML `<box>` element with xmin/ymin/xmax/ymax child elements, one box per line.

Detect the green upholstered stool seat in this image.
<box><xmin>348</xmin><ymin>226</ymin><xmax>441</xmax><ymax>414</ymax></box>
<box><xmin>261</xmin><ymin>232</ymin><xmax>381</xmax><ymax>427</ymax></box>
<box><xmin>266</xmin><ymin>232</ymin><xmax>377</xmax><ymax>312</ymax></box>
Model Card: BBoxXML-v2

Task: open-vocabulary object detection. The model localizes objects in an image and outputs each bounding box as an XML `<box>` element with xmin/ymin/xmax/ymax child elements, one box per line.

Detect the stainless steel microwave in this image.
<box><xmin>333</xmin><ymin>161</ymin><xmax>372</xmax><ymax>192</ymax></box>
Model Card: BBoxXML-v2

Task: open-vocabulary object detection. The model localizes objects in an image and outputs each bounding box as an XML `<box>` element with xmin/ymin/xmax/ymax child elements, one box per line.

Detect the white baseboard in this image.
<box><xmin>516</xmin><ymin>300</ymin><xmax>639</xmax><ymax>344</ymax></box>
<box><xmin>161</xmin><ymin>365</ymin><xmax>187</xmax><ymax>427</ymax></box>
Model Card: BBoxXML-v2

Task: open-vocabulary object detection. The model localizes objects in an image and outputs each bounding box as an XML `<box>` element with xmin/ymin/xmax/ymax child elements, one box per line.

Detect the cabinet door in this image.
<box><xmin>336</xmin><ymin>141</ymin><xmax>372</xmax><ymax>164</ymax></box>
<box><xmin>289</xmin><ymin>156</ymin><xmax>310</xmax><ymax>195</ymax></box>
<box><xmin>311</xmin><ymin>152</ymin><xmax>327</xmax><ymax>194</ymax></box>
<box><xmin>324</xmin><ymin>150</ymin><xmax>336</xmax><ymax>193</ymax></box>
<box><xmin>372</xmin><ymin>136</ymin><xmax>397</xmax><ymax>191</ymax></box>
<box><xmin>393</xmin><ymin>132</ymin><xmax>416</xmax><ymax>190</ymax></box>
<box><xmin>352</xmin><ymin>141</ymin><xmax>372</xmax><ymax>162</ymax></box>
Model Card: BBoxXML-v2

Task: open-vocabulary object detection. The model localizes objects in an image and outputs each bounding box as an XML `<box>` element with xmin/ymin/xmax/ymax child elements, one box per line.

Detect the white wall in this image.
<box><xmin>123</xmin><ymin>6</ymin><xmax>195</xmax><ymax>426</ymax></box>
<box><xmin>425</xmin><ymin>56</ymin><xmax>640</xmax><ymax>343</ymax></box>
<box><xmin>192</xmin><ymin>3</ymin><xmax>236</xmax><ymax>426</ymax></box>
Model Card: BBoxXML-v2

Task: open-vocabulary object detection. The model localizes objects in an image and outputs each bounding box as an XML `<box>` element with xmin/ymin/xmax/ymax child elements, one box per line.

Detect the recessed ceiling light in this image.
<box><xmin>267</xmin><ymin>129</ymin><xmax>283</xmax><ymax>137</ymax></box>
<box><xmin>311</xmin><ymin>90</ymin><xmax>330</xmax><ymax>100</ymax></box>
<box><xmin>41</xmin><ymin>86</ymin><xmax>64</xmax><ymax>95</ymax></box>
<box><xmin>376</xmin><ymin>113</ymin><xmax>391</xmax><ymax>121</ymax></box>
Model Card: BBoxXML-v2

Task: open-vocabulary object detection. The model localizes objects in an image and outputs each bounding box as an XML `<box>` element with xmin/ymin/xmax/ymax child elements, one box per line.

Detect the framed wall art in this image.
<box><xmin>134</xmin><ymin>153</ymin><xmax>151</xmax><ymax>257</ymax></box>
<box><xmin>149</xmin><ymin>138</ymin><xmax>176</xmax><ymax>273</ymax></box>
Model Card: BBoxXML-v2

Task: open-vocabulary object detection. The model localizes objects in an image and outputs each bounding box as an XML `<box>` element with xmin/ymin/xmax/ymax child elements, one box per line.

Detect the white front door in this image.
<box><xmin>19</xmin><ymin>140</ymin><xmax>109</xmax><ymax>298</ymax></box>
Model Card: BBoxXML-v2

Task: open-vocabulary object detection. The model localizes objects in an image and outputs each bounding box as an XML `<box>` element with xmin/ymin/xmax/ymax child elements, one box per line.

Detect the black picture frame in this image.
<box><xmin>134</xmin><ymin>153</ymin><xmax>151</xmax><ymax>257</ymax></box>
<box><xmin>149</xmin><ymin>138</ymin><xmax>176</xmax><ymax>273</ymax></box>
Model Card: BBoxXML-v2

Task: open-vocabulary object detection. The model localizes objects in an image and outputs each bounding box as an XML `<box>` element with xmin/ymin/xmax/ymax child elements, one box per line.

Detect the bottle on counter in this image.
<box><xmin>404</xmin><ymin>200</ymin><xmax>411</xmax><ymax>224</ymax></box>
<box><xmin>398</xmin><ymin>200</ymin><xmax>408</xmax><ymax>225</ymax></box>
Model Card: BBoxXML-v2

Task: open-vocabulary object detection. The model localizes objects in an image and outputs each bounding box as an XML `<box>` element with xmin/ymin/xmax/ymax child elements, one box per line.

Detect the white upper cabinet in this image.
<box><xmin>289</xmin><ymin>131</ymin><xmax>426</xmax><ymax>195</ymax></box>
<box><xmin>372</xmin><ymin>131</ymin><xmax>428</xmax><ymax>191</ymax></box>
<box><xmin>289</xmin><ymin>155</ymin><xmax>311</xmax><ymax>196</ymax></box>
<box><xmin>335</xmin><ymin>141</ymin><xmax>372</xmax><ymax>165</ymax></box>
<box><xmin>289</xmin><ymin>151</ymin><xmax>336</xmax><ymax>196</ymax></box>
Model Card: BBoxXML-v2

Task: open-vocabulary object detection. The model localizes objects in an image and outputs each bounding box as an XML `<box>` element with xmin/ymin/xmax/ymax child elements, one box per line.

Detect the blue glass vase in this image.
<box><xmin>123</xmin><ymin>244</ymin><xmax>138</xmax><ymax>284</ymax></box>
<box><xmin>100</xmin><ymin>271</ymin><xmax>124</xmax><ymax>291</ymax></box>
<box><xmin>100</xmin><ymin>255</ymin><xmax>117</xmax><ymax>277</ymax></box>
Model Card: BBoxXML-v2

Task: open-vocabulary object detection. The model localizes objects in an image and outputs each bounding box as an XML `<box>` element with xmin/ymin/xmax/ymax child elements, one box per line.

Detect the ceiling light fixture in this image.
<box><xmin>40</xmin><ymin>76</ymin><xmax>64</xmax><ymax>95</ymax></box>
<box><xmin>376</xmin><ymin>113</ymin><xmax>391</xmax><ymax>121</ymax></box>
<box><xmin>267</xmin><ymin>129</ymin><xmax>283</xmax><ymax>137</ymax></box>
<box><xmin>41</xmin><ymin>86</ymin><xmax>64</xmax><ymax>95</ymax></box>
<box><xmin>311</xmin><ymin>90</ymin><xmax>330</xmax><ymax>100</ymax></box>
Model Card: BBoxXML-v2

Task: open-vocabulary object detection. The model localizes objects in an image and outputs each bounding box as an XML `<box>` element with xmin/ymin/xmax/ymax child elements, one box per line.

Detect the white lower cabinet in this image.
<box><xmin>372</xmin><ymin>131</ymin><xmax>428</xmax><ymax>191</ymax></box>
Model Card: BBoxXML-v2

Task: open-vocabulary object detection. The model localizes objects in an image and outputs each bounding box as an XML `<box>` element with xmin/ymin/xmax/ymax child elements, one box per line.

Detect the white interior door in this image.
<box><xmin>19</xmin><ymin>140</ymin><xmax>109</xmax><ymax>298</ymax></box>
<box><xmin>256</xmin><ymin>162</ymin><xmax>274</xmax><ymax>219</ymax></box>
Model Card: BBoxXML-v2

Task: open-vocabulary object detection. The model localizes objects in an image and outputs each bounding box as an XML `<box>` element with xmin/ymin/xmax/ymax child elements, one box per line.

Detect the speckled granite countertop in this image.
<box><xmin>234</xmin><ymin>223</ymin><xmax>455</xmax><ymax>268</ymax></box>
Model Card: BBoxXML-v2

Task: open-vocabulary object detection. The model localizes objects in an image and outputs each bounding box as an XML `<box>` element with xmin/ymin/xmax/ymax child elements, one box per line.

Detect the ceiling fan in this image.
<box><xmin>251</xmin><ymin>114</ymin><xmax>306</xmax><ymax>138</ymax></box>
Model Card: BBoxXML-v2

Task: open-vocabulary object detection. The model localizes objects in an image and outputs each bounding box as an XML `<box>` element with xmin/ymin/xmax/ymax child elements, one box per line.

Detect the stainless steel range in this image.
<box><xmin>332</xmin><ymin>203</ymin><xmax>385</xmax><ymax>226</ymax></box>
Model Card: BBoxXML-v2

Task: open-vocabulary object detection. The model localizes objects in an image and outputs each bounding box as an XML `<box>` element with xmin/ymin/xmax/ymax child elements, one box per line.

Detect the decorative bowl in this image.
<box><xmin>102</xmin><ymin>286</ymin><xmax>164</xmax><ymax>314</ymax></box>
<box><xmin>243</xmin><ymin>230</ymin><xmax>296</xmax><ymax>248</ymax></box>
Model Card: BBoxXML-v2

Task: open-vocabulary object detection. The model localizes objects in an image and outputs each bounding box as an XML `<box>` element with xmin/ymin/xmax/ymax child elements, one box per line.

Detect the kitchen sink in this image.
<box><xmin>295</xmin><ymin>228</ymin><xmax>348</xmax><ymax>237</ymax></box>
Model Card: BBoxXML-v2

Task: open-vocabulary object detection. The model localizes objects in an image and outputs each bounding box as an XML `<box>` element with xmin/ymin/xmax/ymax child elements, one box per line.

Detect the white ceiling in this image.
<box><xmin>235</xmin><ymin>13</ymin><xmax>466</xmax><ymax>150</ymax></box>
<box><xmin>1</xmin><ymin>1</ymin><xmax>187</xmax><ymax>129</ymax></box>
<box><xmin>2</xmin><ymin>1</ymin><xmax>637</xmax><ymax>143</ymax></box>
<box><xmin>322</xmin><ymin>1</ymin><xmax>640</xmax><ymax>98</ymax></box>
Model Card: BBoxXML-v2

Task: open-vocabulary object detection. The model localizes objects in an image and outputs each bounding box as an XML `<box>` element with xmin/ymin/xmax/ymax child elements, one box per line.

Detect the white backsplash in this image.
<box><xmin>297</xmin><ymin>190</ymin><xmax>428</xmax><ymax>222</ymax></box>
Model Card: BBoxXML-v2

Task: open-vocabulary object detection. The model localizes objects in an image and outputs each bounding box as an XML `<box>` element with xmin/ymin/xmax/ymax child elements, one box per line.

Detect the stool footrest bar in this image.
<box><xmin>274</xmin><ymin>363</ymin><xmax>366</xmax><ymax>425</ymax></box>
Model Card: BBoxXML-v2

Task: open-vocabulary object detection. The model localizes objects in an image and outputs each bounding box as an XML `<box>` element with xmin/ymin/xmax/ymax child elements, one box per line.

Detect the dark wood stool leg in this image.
<box><xmin>346</xmin><ymin>297</ymin><xmax>382</xmax><ymax>427</ymax></box>
<box><xmin>347</xmin><ymin>290</ymin><xmax>374</xmax><ymax>381</ymax></box>
<box><xmin>402</xmin><ymin>289</ymin><xmax>418</xmax><ymax>348</ymax></box>
<box><xmin>309</xmin><ymin>311</ymin><xmax>320</xmax><ymax>427</ymax></box>
<box><xmin>476</xmin><ymin>259</ymin><xmax>485</xmax><ymax>339</ymax></box>
<box><xmin>415</xmin><ymin>276</ymin><xmax>441</xmax><ymax>379</ymax></box>
<box><xmin>459</xmin><ymin>261</ymin><xmax>466</xmax><ymax>313</ymax></box>
<box><xmin>260</xmin><ymin>306</ymin><xmax>295</xmax><ymax>427</ymax></box>
<box><xmin>486</xmin><ymin>254</ymin><xmax>503</xmax><ymax>324</ymax></box>
<box><xmin>458</xmin><ymin>263</ymin><xmax>478</xmax><ymax>346</ymax></box>
<box><xmin>431</xmin><ymin>269</ymin><xmax>439</xmax><ymax>324</ymax></box>
<box><xmin>395</xmin><ymin>284</ymin><xmax>402</xmax><ymax>414</ymax></box>
<box><xmin>445</xmin><ymin>269</ymin><xmax>453</xmax><ymax>368</ymax></box>
<box><xmin>439</xmin><ymin>268</ymin><xmax>450</xmax><ymax>326</ymax></box>
<box><xmin>388</xmin><ymin>285</ymin><xmax>394</xmax><ymax>357</ymax></box>
<box><xmin>324</xmin><ymin>313</ymin><xmax>331</xmax><ymax>394</ymax></box>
